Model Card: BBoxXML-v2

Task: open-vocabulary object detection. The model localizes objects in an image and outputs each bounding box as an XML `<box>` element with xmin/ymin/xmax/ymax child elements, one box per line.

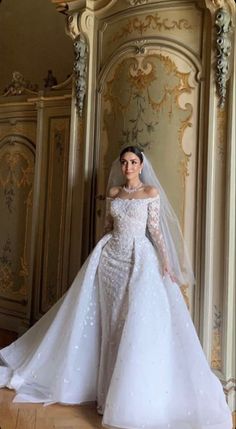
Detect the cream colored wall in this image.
<box><xmin>0</xmin><ymin>0</ymin><xmax>73</xmax><ymax>92</ymax></box>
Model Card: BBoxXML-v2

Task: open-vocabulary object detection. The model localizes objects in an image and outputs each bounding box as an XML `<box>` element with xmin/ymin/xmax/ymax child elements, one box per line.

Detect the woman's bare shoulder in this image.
<box><xmin>107</xmin><ymin>186</ymin><xmax>122</xmax><ymax>198</ymax></box>
<box><xmin>143</xmin><ymin>185</ymin><xmax>159</xmax><ymax>198</ymax></box>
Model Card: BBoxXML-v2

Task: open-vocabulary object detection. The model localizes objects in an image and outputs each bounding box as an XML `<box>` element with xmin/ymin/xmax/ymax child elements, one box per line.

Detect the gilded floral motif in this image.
<box><xmin>104</xmin><ymin>54</ymin><xmax>193</xmax><ymax>155</ymax></box>
<box><xmin>110</xmin><ymin>14</ymin><xmax>192</xmax><ymax>44</ymax></box>
<box><xmin>0</xmin><ymin>151</ymin><xmax>34</xmax><ymax>212</ymax></box>
<box><xmin>0</xmin><ymin>141</ymin><xmax>34</xmax><ymax>298</ymax></box>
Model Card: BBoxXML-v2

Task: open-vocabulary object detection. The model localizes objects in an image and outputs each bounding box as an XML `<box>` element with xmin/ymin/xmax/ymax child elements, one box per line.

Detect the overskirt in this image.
<box><xmin>0</xmin><ymin>233</ymin><xmax>232</xmax><ymax>429</ymax></box>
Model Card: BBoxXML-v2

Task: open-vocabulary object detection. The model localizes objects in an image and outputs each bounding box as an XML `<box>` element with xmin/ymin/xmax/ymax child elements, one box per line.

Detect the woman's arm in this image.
<box><xmin>104</xmin><ymin>197</ymin><xmax>113</xmax><ymax>234</ymax></box>
<box><xmin>147</xmin><ymin>195</ymin><xmax>174</xmax><ymax>280</ymax></box>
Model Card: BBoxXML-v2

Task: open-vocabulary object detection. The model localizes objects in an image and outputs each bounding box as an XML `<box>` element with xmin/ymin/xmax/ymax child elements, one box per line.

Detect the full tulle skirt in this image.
<box><xmin>0</xmin><ymin>233</ymin><xmax>232</xmax><ymax>429</ymax></box>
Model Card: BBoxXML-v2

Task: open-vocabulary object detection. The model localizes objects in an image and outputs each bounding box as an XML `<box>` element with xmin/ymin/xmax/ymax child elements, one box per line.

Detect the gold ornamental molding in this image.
<box><xmin>109</xmin><ymin>13</ymin><xmax>192</xmax><ymax>45</ymax></box>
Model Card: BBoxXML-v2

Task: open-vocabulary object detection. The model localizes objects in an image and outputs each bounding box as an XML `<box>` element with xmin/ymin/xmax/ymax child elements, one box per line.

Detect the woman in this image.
<box><xmin>0</xmin><ymin>146</ymin><xmax>232</xmax><ymax>429</ymax></box>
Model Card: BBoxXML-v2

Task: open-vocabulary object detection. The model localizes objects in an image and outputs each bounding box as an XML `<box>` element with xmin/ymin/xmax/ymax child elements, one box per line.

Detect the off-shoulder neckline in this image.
<box><xmin>106</xmin><ymin>195</ymin><xmax>159</xmax><ymax>202</ymax></box>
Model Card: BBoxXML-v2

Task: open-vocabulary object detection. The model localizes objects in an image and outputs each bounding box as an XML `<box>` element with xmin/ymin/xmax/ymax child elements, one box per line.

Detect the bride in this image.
<box><xmin>0</xmin><ymin>146</ymin><xmax>232</xmax><ymax>429</ymax></box>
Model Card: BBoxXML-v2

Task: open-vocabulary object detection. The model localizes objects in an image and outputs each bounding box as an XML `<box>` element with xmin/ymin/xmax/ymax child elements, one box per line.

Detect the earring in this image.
<box><xmin>139</xmin><ymin>170</ymin><xmax>142</xmax><ymax>174</ymax></box>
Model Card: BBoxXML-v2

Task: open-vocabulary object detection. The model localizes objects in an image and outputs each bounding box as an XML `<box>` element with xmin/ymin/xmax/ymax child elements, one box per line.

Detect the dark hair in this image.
<box><xmin>119</xmin><ymin>146</ymin><xmax>143</xmax><ymax>163</ymax></box>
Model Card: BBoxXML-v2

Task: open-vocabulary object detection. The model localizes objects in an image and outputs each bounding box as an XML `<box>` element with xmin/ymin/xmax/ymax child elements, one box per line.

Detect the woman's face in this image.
<box><xmin>120</xmin><ymin>152</ymin><xmax>142</xmax><ymax>181</ymax></box>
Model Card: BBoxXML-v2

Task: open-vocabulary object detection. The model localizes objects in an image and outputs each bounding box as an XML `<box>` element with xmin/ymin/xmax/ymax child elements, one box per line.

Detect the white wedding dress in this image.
<box><xmin>0</xmin><ymin>196</ymin><xmax>232</xmax><ymax>429</ymax></box>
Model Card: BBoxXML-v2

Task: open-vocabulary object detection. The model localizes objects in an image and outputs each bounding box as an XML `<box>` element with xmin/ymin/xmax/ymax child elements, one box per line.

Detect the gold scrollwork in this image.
<box><xmin>0</xmin><ymin>152</ymin><xmax>34</xmax><ymax>187</ymax></box>
<box><xmin>104</xmin><ymin>54</ymin><xmax>193</xmax><ymax>158</ymax></box>
<box><xmin>0</xmin><ymin>145</ymin><xmax>34</xmax><ymax>297</ymax></box>
<box><xmin>110</xmin><ymin>13</ymin><xmax>192</xmax><ymax>44</ymax></box>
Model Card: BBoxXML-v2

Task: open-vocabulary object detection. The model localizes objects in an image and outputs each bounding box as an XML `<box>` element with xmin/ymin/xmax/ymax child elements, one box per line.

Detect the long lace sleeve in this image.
<box><xmin>147</xmin><ymin>196</ymin><xmax>171</xmax><ymax>275</ymax></box>
<box><xmin>104</xmin><ymin>198</ymin><xmax>113</xmax><ymax>234</ymax></box>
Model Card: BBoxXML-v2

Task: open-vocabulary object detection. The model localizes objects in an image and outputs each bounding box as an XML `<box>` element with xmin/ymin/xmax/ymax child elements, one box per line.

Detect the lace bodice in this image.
<box><xmin>104</xmin><ymin>196</ymin><xmax>169</xmax><ymax>272</ymax></box>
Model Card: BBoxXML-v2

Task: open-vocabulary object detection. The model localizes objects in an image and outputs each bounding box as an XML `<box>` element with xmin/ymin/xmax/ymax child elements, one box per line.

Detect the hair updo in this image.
<box><xmin>119</xmin><ymin>146</ymin><xmax>143</xmax><ymax>164</ymax></box>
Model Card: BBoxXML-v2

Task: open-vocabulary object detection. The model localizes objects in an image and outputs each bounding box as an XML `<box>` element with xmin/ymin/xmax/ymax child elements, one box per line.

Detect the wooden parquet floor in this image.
<box><xmin>0</xmin><ymin>388</ymin><xmax>235</xmax><ymax>429</ymax></box>
<box><xmin>0</xmin><ymin>388</ymin><xmax>103</xmax><ymax>429</ymax></box>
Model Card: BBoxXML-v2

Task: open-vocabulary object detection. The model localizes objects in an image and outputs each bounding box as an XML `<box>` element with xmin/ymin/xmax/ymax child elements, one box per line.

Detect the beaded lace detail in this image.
<box><xmin>146</xmin><ymin>196</ymin><xmax>170</xmax><ymax>272</ymax></box>
<box><xmin>104</xmin><ymin>196</ymin><xmax>169</xmax><ymax>272</ymax></box>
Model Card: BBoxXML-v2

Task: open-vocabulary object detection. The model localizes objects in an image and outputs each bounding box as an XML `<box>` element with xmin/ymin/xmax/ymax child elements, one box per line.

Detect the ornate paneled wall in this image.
<box><xmin>0</xmin><ymin>96</ymin><xmax>37</xmax><ymax>333</ymax></box>
<box><xmin>52</xmin><ymin>0</ymin><xmax>235</xmax><ymax>411</ymax></box>
<box><xmin>0</xmin><ymin>84</ymin><xmax>73</xmax><ymax>332</ymax></box>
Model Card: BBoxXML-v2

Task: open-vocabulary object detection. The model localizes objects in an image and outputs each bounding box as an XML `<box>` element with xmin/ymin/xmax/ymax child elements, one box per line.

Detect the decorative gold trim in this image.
<box><xmin>110</xmin><ymin>14</ymin><xmax>192</xmax><ymax>44</ymax></box>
